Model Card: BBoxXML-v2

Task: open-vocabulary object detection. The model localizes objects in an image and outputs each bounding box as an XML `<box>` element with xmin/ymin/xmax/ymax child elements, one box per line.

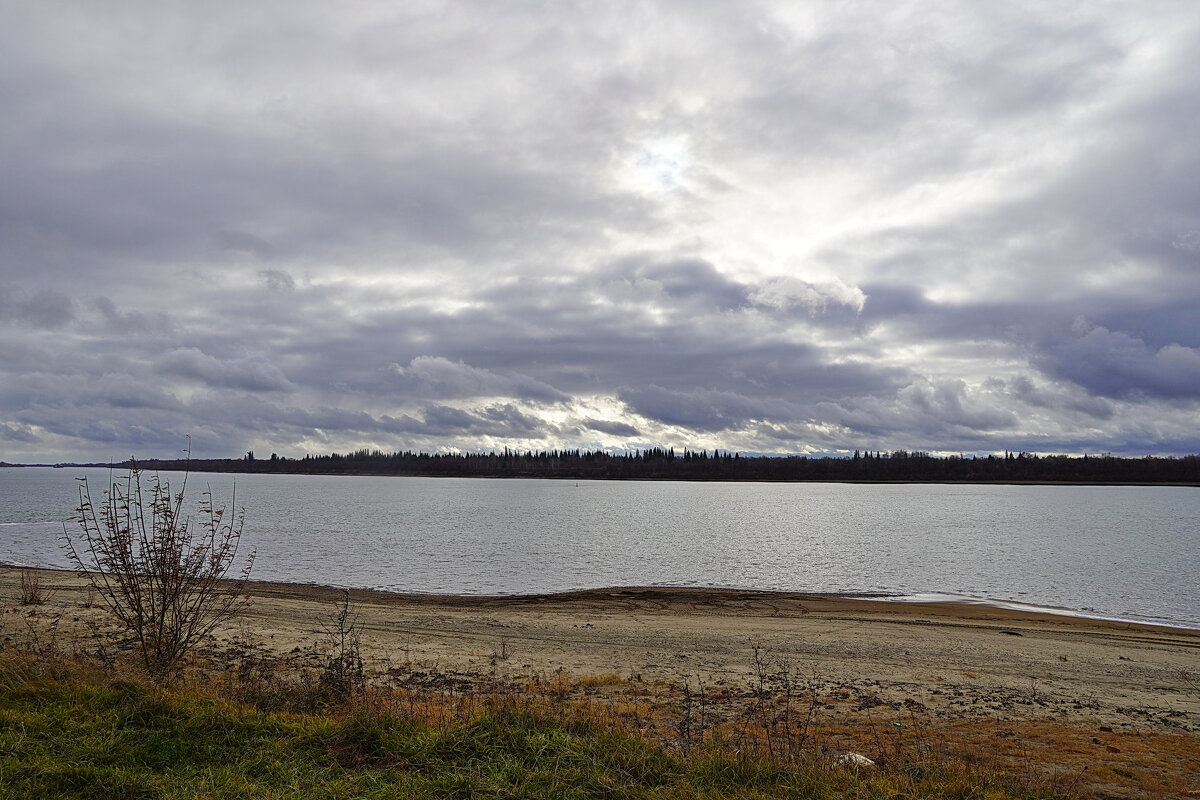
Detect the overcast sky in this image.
<box><xmin>2</xmin><ymin>2</ymin><xmax>1199</xmax><ymax>462</ymax></box>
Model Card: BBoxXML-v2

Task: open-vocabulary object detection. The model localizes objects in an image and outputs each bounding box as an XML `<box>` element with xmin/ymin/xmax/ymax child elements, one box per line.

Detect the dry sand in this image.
<box><xmin>4</xmin><ymin>566</ymin><xmax>1197</xmax><ymax>736</ymax></box>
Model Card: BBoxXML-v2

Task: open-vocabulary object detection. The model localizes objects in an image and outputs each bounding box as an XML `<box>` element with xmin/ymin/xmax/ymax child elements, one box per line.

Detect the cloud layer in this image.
<box><xmin>2</xmin><ymin>2</ymin><xmax>1199</xmax><ymax>461</ymax></box>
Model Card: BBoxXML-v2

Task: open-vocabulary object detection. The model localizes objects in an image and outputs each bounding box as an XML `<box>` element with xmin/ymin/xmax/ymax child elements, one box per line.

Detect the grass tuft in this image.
<box><xmin>18</xmin><ymin>568</ymin><xmax>49</xmax><ymax>605</ymax></box>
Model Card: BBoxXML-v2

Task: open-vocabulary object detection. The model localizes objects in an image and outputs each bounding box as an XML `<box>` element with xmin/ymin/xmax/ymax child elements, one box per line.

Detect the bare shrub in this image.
<box><xmin>62</xmin><ymin>458</ymin><xmax>254</xmax><ymax>678</ymax></box>
<box><xmin>18</xmin><ymin>568</ymin><xmax>49</xmax><ymax>605</ymax></box>
<box><xmin>320</xmin><ymin>590</ymin><xmax>364</xmax><ymax>700</ymax></box>
<box><xmin>732</xmin><ymin>641</ymin><xmax>823</xmax><ymax>762</ymax></box>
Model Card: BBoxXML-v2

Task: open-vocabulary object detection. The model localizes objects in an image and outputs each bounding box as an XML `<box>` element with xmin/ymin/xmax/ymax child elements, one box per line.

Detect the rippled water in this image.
<box><xmin>2</xmin><ymin>467</ymin><xmax>1197</xmax><ymax>627</ymax></box>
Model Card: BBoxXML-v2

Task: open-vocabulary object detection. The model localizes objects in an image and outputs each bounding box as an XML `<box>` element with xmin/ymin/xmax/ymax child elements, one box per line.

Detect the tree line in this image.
<box><xmin>102</xmin><ymin>447</ymin><xmax>1200</xmax><ymax>484</ymax></box>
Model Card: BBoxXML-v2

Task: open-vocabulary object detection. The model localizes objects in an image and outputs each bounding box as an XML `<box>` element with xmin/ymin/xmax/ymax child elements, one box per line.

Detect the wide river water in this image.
<box><xmin>1</xmin><ymin>468</ymin><xmax>1197</xmax><ymax>628</ymax></box>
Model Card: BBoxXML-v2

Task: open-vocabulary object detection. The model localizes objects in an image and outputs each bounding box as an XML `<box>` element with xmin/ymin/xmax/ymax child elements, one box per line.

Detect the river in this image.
<box><xmin>1</xmin><ymin>467</ymin><xmax>1197</xmax><ymax>628</ymax></box>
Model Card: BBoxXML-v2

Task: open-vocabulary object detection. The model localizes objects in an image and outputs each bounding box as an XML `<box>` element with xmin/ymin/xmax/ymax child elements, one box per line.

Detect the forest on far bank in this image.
<box><xmin>65</xmin><ymin>448</ymin><xmax>1200</xmax><ymax>485</ymax></box>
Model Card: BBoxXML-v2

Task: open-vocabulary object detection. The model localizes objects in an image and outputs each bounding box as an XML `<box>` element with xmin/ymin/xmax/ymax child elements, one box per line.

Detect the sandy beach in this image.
<box><xmin>4</xmin><ymin>566</ymin><xmax>1198</xmax><ymax>794</ymax></box>
<box><xmin>2</xmin><ymin>566</ymin><xmax>1190</xmax><ymax>796</ymax></box>
<box><xmin>5</xmin><ymin>566</ymin><xmax>1196</xmax><ymax>729</ymax></box>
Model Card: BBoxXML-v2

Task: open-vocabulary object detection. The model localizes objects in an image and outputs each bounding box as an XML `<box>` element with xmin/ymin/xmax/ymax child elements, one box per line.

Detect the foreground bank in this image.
<box><xmin>3</xmin><ymin>567</ymin><xmax>1198</xmax><ymax>797</ymax></box>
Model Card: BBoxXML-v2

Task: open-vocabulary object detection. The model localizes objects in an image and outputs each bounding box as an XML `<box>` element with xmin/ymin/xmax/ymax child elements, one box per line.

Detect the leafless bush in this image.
<box><xmin>734</xmin><ymin>641</ymin><xmax>823</xmax><ymax>762</ymax></box>
<box><xmin>62</xmin><ymin>458</ymin><xmax>254</xmax><ymax>678</ymax></box>
<box><xmin>19</xmin><ymin>568</ymin><xmax>49</xmax><ymax>605</ymax></box>
<box><xmin>675</xmin><ymin>677</ymin><xmax>710</xmax><ymax>756</ymax></box>
<box><xmin>320</xmin><ymin>589</ymin><xmax>365</xmax><ymax>700</ymax></box>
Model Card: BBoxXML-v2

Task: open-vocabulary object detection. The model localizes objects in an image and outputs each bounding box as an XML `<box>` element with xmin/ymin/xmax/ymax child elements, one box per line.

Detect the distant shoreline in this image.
<box><xmin>2</xmin><ymin>455</ymin><xmax>1200</xmax><ymax>489</ymax></box>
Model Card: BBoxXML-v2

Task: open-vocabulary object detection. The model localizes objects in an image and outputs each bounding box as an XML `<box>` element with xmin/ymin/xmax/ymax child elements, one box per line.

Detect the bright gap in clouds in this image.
<box><xmin>627</xmin><ymin>134</ymin><xmax>692</xmax><ymax>193</ymax></box>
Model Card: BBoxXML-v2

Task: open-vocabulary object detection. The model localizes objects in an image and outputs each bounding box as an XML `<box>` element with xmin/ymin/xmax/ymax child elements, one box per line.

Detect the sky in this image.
<box><xmin>2</xmin><ymin>1</ymin><xmax>1199</xmax><ymax>463</ymax></box>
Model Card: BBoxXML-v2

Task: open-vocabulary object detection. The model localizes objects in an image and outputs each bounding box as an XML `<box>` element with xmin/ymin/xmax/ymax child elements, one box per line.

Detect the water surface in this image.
<box><xmin>2</xmin><ymin>468</ymin><xmax>1196</xmax><ymax>627</ymax></box>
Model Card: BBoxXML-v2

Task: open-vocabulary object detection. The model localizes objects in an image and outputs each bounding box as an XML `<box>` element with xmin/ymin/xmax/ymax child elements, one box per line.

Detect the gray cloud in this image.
<box><xmin>619</xmin><ymin>385</ymin><xmax>804</xmax><ymax>433</ymax></box>
<box><xmin>94</xmin><ymin>296</ymin><xmax>171</xmax><ymax>335</ymax></box>
<box><xmin>1041</xmin><ymin>323</ymin><xmax>1200</xmax><ymax>401</ymax></box>
<box><xmin>394</xmin><ymin>357</ymin><xmax>571</xmax><ymax>404</ymax></box>
<box><xmin>1007</xmin><ymin>375</ymin><xmax>1114</xmax><ymax>421</ymax></box>
<box><xmin>158</xmin><ymin>348</ymin><xmax>295</xmax><ymax>393</ymax></box>
<box><xmin>219</xmin><ymin>230</ymin><xmax>275</xmax><ymax>260</ymax></box>
<box><xmin>0</xmin><ymin>422</ymin><xmax>38</xmax><ymax>443</ymax></box>
<box><xmin>1</xmin><ymin>2</ymin><xmax>1198</xmax><ymax>461</ymax></box>
<box><xmin>618</xmin><ymin>258</ymin><xmax>749</xmax><ymax>312</ymax></box>
<box><xmin>258</xmin><ymin>269</ymin><xmax>294</xmax><ymax>292</ymax></box>
<box><xmin>583</xmin><ymin>418</ymin><xmax>641</xmax><ymax>438</ymax></box>
<box><xmin>0</xmin><ymin>288</ymin><xmax>74</xmax><ymax>329</ymax></box>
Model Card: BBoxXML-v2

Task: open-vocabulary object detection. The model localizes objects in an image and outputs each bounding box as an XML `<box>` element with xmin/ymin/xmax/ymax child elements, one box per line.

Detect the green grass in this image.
<box><xmin>0</xmin><ymin>655</ymin><xmax>1074</xmax><ymax>800</ymax></box>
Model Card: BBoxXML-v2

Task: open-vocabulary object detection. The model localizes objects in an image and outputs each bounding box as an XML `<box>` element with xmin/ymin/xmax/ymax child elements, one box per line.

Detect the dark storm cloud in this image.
<box><xmin>1</xmin><ymin>2</ymin><xmax>1198</xmax><ymax>461</ymax></box>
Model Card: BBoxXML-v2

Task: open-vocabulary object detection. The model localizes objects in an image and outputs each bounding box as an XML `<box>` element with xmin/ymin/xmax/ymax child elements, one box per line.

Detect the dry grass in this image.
<box><xmin>209</xmin><ymin>642</ymin><xmax>1198</xmax><ymax>799</ymax></box>
<box><xmin>6</xmin><ymin>624</ymin><xmax>1198</xmax><ymax>799</ymax></box>
<box><xmin>17</xmin><ymin>568</ymin><xmax>48</xmax><ymax>606</ymax></box>
<box><xmin>577</xmin><ymin>672</ymin><xmax>626</xmax><ymax>688</ymax></box>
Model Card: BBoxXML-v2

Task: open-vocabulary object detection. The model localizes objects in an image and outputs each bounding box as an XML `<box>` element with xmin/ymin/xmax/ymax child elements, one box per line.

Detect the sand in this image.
<box><xmin>4</xmin><ymin>566</ymin><xmax>1197</xmax><ymax>734</ymax></box>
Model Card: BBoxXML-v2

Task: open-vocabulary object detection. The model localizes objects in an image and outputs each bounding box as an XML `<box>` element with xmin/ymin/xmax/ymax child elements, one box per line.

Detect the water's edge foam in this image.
<box><xmin>876</xmin><ymin>591</ymin><xmax>1200</xmax><ymax>631</ymax></box>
